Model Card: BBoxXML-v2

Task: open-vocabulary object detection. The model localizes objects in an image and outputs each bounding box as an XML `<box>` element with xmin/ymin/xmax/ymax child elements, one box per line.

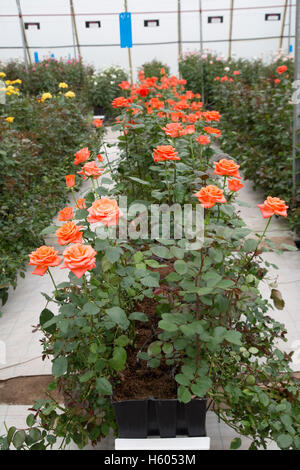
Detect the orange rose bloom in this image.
<box><xmin>228</xmin><ymin>179</ymin><xmax>244</xmax><ymax>192</ymax></box>
<box><xmin>196</xmin><ymin>135</ymin><xmax>210</xmax><ymax>145</ymax></box>
<box><xmin>118</xmin><ymin>81</ymin><xmax>131</xmax><ymax>90</ymax></box>
<box><xmin>112</xmin><ymin>96</ymin><xmax>129</xmax><ymax>108</ymax></box>
<box><xmin>257</xmin><ymin>196</ymin><xmax>288</xmax><ymax>218</ymax></box>
<box><xmin>56</xmin><ymin>222</ymin><xmax>83</xmax><ymax>246</ymax></box>
<box><xmin>74</xmin><ymin>147</ymin><xmax>90</xmax><ymax>165</ymax></box>
<box><xmin>274</xmin><ymin>78</ymin><xmax>281</xmax><ymax>84</ymax></box>
<box><xmin>65</xmin><ymin>174</ymin><xmax>75</xmax><ymax>187</ymax></box>
<box><xmin>277</xmin><ymin>65</ymin><xmax>288</xmax><ymax>75</ymax></box>
<box><xmin>29</xmin><ymin>246</ymin><xmax>61</xmax><ymax>276</ymax></box>
<box><xmin>181</xmin><ymin>125</ymin><xmax>195</xmax><ymax>135</ymax></box>
<box><xmin>93</xmin><ymin>118</ymin><xmax>103</xmax><ymax>128</ymax></box>
<box><xmin>213</xmin><ymin>159</ymin><xmax>241</xmax><ymax>179</ymax></box>
<box><xmin>204</xmin><ymin>126</ymin><xmax>221</xmax><ymax>137</ymax></box>
<box><xmin>61</xmin><ymin>244</ymin><xmax>97</xmax><ymax>278</ymax></box>
<box><xmin>87</xmin><ymin>197</ymin><xmax>123</xmax><ymax>226</ymax></box>
<box><xmin>162</xmin><ymin>123</ymin><xmax>183</xmax><ymax>138</ymax></box>
<box><xmin>202</xmin><ymin>110</ymin><xmax>221</xmax><ymax>122</ymax></box>
<box><xmin>194</xmin><ymin>185</ymin><xmax>227</xmax><ymax>209</ymax></box>
<box><xmin>58</xmin><ymin>207</ymin><xmax>74</xmax><ymax>221</ymax></box>
<box><xmin>77</xmin><ymin>161</ymin><xmax>104</xmax><ymax>179</ymax></box>
<box><xmin>76</xmin><ymin>198</ymin><xmax>86</xmax><ymax>209</ymax></box>
<box><xmin>233</xmin><ymin>70</ymin><xmax>240</xmax><ymax>76</ymax></box>
<box><xmin>153</xmin><ymin>145</ymin><xmax>180</xmax><ymax>162</ymax></box>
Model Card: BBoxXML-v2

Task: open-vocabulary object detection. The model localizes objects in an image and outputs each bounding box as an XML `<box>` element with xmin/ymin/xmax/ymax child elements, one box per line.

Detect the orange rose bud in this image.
<box><xmin>76</xmin><ymin>198</ymin><xmax>86</xmax><ymax>209</ymax></box>
<box><xmin>56</xmin><ymin>222</ymin><xmax>83</xmax><ymax>246</ymax></box>
<box><xmin>194</xmin><ymin>185</ymin><xmax>226</xmax><ymax>209</ymax></box>
<box><xmin>29</xmin><ymin>246</ymin><xmax>61</xmax><ymax>276</ymax></box>
<box><xmin>74</xmin><ymin>147</ymin><xmax>90</xmax><ymax>165</ymax></box>
<box><xmin>196</xmin><ymin>135</ymin><xmax>211</xmax><ymax>145</ymax></box>
<box><xmin>65</xmin><ymin>174</ymin><xmax>75</xmax><ymax>187</ymax></box>
<box><xmin>96</xmin><ymin>154</ymin><xmax>103</xmax><ymax>162</ymax></box>
<box><xmin>87</xmin><ymin>197</ymin><xmax>123</xmax><ymax>226</ymax></box>
<box><xmin>58</xmin><ymin>207</ymin><xmax>74</xmax><ymax>221</ymax></box>
<box><xmin>93</xmin><ymin>118</ymin><xmax>103</xmax><ymax>128</ymax></box>
<box><xmin>213</xmin><ymin>159</ymin><xmax>241</xmax><ymax>179</ymax></box>
<box><xmin>257</xmin><ymin>196</ymin><xmax>288</xmax><ymax>218</ymax></box>
<box><xmin>153</xmin><ymin>145</ymin><xmax>180</xmax><ymax>162</ymax></box>
<box><xmin>61</xmin><ymin>244</ymin><xmax>97</xmax><ymax>278</ymax></box>
<box><xmin>228</xmin><ymin>179</ymin><xmax>244</xmax><ymax>192</ymax></box>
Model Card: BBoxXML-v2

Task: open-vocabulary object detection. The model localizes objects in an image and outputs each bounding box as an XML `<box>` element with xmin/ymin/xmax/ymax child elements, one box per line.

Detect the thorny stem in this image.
<box><xmin>47</xmin><ymin>268</ymin><xmax>57</xmax><ymax>292</ymax></box>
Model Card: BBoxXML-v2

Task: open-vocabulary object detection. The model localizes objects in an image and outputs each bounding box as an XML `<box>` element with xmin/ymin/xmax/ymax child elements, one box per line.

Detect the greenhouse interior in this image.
<box><xmin>0</xmin><ymin>0</ymin><xmax>300</xmax><ymax>454</ymax></box>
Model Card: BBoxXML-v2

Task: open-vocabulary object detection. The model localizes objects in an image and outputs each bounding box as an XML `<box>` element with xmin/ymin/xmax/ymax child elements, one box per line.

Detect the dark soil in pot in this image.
<box><xmin>112</xmin><ymin>295</ymin><xmax>207</xmax><ymax>438</ymax></box>
<box><xmin>113</xmin><ymin>297</ymin><xmax>177</xmax><ymax>401</ymax></box>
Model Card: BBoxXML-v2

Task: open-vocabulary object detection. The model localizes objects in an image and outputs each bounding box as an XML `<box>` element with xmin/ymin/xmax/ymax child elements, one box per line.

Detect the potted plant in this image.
<box><xmin>1</xmin><ymin>69</ymin><xmax>300</xmax><ymax>451</ymax></box>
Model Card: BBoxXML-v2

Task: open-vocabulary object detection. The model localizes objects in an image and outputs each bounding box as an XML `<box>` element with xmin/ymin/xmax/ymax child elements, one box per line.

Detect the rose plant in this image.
<box><xmin>1</xmin><ymin>68</ymin><xmax>300</xmax><ymax>451</ymax></box>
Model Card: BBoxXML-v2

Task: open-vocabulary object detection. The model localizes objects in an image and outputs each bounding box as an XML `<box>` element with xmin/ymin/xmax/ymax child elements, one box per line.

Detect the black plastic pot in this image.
<box><xmin>113</xmin><ymin>398</ymin><xmax>207</xmax><ymax>438</ymax></box>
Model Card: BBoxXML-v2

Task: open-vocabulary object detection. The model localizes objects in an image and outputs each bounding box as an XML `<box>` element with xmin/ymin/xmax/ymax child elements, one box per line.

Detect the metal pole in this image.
<box><xmin>199</xmin><ymin>0</ymin><xmax>205</xmax><ymax>102</ymax></box>
<box><xmin>69</xmin><ymin>0</ymin><xmax>77</xmax><ymax>59</ymax></box>
<box><xmin>288</xmin><ymin>0</ymin><xmax>293</xmax><ymax>53</ymax></box>
<box><xmin>279</xmin><ymin>0</ymin><xmax>288</xmax><ymax>50</ymax></box>
<box><xmin>293</xmin><ymin>0</ymin><xmax>300</xmax><ymax>221</ymax></box>
<box><xmin>16</xmin><ymin>0</ymin><xmax>31</xmax><ymax>70</ymax></box>
<box><xmin>70</xmin><ymin>0</ymin><xmax>81</xmax><ymax>58</ymax></box>
<box><xmin>228</xmin><ymin>0</ymin><xmax>234</xmax><ymax>58</ymax></box>
<box><xmin>178</xmin><ymin>0</ymin><xmax>182</xmax><ymax>73</ymax></box>
<box><xmin>124</xmin><ymin>0</ymin><xmax>133</xmax><ymax>84</ymax></box>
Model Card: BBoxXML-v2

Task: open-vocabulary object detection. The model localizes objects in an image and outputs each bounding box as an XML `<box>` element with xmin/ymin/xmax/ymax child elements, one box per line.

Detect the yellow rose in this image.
<box><xmin>59</xmin><ymin>82</ymin><xmax>68</xmax><ymax>89</ymax></box>
<box><xmin>5</xmin><ymin>116</ymin><xmax>14</xmax><ymax>123</ymax></box>
<box><xmin>64</xmin><ymin>91</ymin><xmax>75</xmax><ymax>98</ymax></box>
<box><xmin>0</xmin><ymin>72</ymin><xmax>6</xmax><ymax>78</ymax></box>
<box><xmin>40</xmin><ymin>92</ymin><xmax>52</xmax><ymax>102</ymax></box>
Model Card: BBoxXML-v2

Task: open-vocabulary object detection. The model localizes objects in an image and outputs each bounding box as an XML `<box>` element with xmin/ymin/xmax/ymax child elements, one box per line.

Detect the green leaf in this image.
<box><xmin>95</xmin><ymin>377</ymin><xmax>113</xmax><ymax>395</ymax></box>
<box><xmin>109</xmin><ymin>347</ymin><xmax>127</xmax><ymax>371</ymax></box>
<box><xmin>128</xmin><ymin>176</ymin><xmax>150</xmax><ymax>185</ymax></box>
<box><xmin>106</xmin><ymin>307</ymin><xmax>129</xmax><ymax>330</ymax></box>
<box><xmin>140</xmin><ymin>275</ymin><xmax>160</xmax><ymax>288</ymax></box>
<box><xmin>191</xmin><ymin>376</ymin><xmax>212</xmax><ymax>397</ymax></box>
<box><xmin>7</xmin><ymin>426</ymin><xmax>16</xmax><ymax>446</ymax></box>
<box><xmin>105</xmin><ymin>246</ymin><xmax>123</xmax><ymax>263</ymax></box>
<box><xmin>114</xmin><ymin>335</ymin><xmax>130</xmax><ymax>347</ymax></box>
<box><xmin>40</xmin><ymin>308</ymin><xmax>56</xmax><ymax>334</ymax></box>
<box><xmin>230</xmin><ymin>437</ymin><xmax>242</xmax><ymax>450</ymax></box>
<box><xmin>151</xmin><ymin>245</ymin><xmax>172</xmax><ymax>259</ymax></box>
<box><xmin>243</xmin><ymin>239</ymin><xmax>258</xmax><ymax>253</ymax></box>
<box><xmin>129</xmin><ymin>311</ymin><xmax>148</xmax><ymax>322</ymax></box>
<box><xmin>174</xmin><ymin>260</ymin><xmax>188</xmax><ymax>275</ymax></box>
<box><xmin>12</xmin><ymin>430</ymin><xmax>26</xmax><ymax>449</ymax></box>
<box><xmin>224</xmin><ymin>330</ymin><xmax>242</xmax><ymax>346</ymax></box>
<box><xmin>158</xmin><ymin>319</ymin><xmax>178</xmax><ymax>332</ymax></box>
<box><xmin>175</xmin><ymin>374</ymin><xmax>190</xmax><ymax>386</ymax></box>
<box><xmin>79</xmin><ymin>370</ymin><xmax>94</xmax><ymax>383</ymax></box>
<box><xmin>26</xmin><ymin>414</ymin><xmax>36</xmax><ymax>427</ymax></box>
<box><xmin>52</xmin><ymin>356</ymin><xmax>68</xmax><ymax>377</ymax></box>
<box><xmin>178</xmin><ymin>385</ymin><xmax>192</xmax><ymax>403</ymax></box>
<box><xmin>82</xmin><ymin>302</ymin><xmax>100</xmax><ymax>315</ymax></box>
<box><xmin>276</xmin><ymin>434</ymin><xmax>293</xmax><ymax>449</ymax></box>
<box><xmin>40</xmin><ymin>225</ymin><xmax>58</xmax><ymax>236</ymax></box>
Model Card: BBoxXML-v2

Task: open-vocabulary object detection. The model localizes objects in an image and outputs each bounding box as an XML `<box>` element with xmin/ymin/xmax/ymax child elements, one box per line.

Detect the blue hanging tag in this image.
<box><xmin>119</xmin><ymin>12</ymin><xmax>132</xmax><ymax>48</ymax></box>
<box><xmin>34</xmin><ymin>51</ymin><xmax>39</xmax><ymax>63</ymax></box>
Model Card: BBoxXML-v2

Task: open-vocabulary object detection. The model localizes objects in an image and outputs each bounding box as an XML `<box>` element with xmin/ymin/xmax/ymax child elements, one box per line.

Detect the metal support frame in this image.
<box><xmin>15</xmin><ymin>0</ymin><xmax>31</xmax><ymax>70</ymax></box>
<box><xmin>199</xmin><ymin>0</ymin><xmax>205</xmax><ymax>102</ymax></box>
<box><xmin>178</xmin><ymin>0</ymin><xmax>182</xmax><ymax>72</ymax></box>
<box><xmin>228</xmin><ymin>0</ymin><xmax>234</xmax><ymax>58</ymax></box>
<box><xmin>124</xmin><ymin>0</ymin><xmax>133</xmax><ymax>84</ymax></box>
<box><xmin>70</xmin><ymin>0</ymin><xmax>81</xmax><ymax>58</ymax></box>
<box><xmin>293</xmin><ymin>0</ymin><xmax>300</xmax><ymax>222</ymax></box>
<box><xmin>280</xmin><ymin>0</ymin><xmax>289</xmax><ymax>50</ymax></box>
